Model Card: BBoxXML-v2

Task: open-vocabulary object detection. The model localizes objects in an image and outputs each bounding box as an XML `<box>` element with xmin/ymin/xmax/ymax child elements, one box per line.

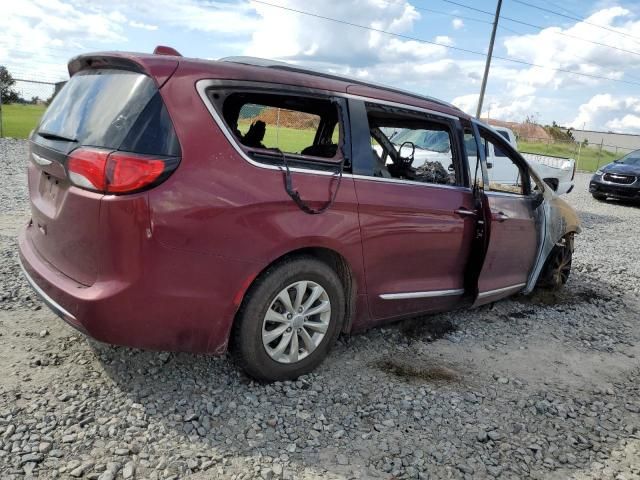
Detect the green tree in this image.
<box><xmin>0</xmin><ymin>66</ymin><xmax>20</xmax><ymax>103</ymax></box>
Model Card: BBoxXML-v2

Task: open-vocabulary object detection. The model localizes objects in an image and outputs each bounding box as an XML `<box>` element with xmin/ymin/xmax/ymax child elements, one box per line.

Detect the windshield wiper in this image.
<box><xmin>37</xmin><ymin>130</ymin><xmax>78</xmax><ymax>142</ymax></box>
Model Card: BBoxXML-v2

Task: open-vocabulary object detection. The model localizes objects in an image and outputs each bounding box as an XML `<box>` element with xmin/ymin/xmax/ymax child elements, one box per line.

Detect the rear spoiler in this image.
<box><xmin>68</xmin><ymin>52</ymin><xmax>179</xmax><ymax>89</ymax></box>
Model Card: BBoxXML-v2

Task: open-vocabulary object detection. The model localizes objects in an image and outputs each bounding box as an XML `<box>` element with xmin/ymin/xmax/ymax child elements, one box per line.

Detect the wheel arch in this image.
<box><xmin>233</xmin><ymin>246</ymin><xmax>358</xmax><ymax>337</ymax></box>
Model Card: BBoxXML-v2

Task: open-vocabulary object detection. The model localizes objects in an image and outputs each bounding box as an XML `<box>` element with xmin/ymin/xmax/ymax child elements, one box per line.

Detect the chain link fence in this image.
<box><xmin>1</xmin><ymin>78</ymin><xmax>637</xmax><ymax>174</ymax></box>
<box><xmin>0</xmin><ymin>77</ymin><xmax>65</xmax><ymax>138</ymax></box>
<box><xmin>515</xmin><ymin>135</ymin><xmax>635</xmax><ymax>172</ymax></box>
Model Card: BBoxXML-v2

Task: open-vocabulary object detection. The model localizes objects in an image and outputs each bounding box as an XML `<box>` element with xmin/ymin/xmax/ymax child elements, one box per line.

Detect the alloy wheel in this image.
<box><xmin>262</xmin><ymin>281</ymin><xmax>331</xmax><ymax>364</ymax></box>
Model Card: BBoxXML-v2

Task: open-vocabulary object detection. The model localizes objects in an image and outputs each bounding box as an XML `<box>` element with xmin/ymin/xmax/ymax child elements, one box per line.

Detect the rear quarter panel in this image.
<box><xmin>147</xmin><ymin>67</ymin><xmax>367</xmax><ymax>336</ymax></box>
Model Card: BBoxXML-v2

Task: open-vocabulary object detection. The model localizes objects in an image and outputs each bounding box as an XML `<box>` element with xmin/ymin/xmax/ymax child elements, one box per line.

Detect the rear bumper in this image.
<box><xmin>589</xmin><ymin>177</ymin><xmax>640</xmax><ymax>199</ymax></box>
<box><xmin>18</xmin><ymin>223</ymin><xmax>253</xmax><ymax>354</ymax></box>
<box><xmin>18</xmin><ymin>255</ymin><xmax>85</xmax><ymax>334</ymax></box>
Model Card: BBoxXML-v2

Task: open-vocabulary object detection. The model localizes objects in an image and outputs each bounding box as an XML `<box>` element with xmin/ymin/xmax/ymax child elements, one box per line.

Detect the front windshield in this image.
<box><xmin>390</xmin><ymin>128</ymin><xmax>451</xmax><ymax>153</ymax></box>
<box><xmin>617</xmin><ymin>150</ymin><xmax>640</xmax><ymax>166</ymax></box>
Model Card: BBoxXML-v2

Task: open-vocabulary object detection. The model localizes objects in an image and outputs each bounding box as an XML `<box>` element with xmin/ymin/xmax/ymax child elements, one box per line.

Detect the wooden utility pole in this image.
<box><xmin>476</xmin><ymin>0</ymin><xmax>503</xmax><ymax>119</ymax></box>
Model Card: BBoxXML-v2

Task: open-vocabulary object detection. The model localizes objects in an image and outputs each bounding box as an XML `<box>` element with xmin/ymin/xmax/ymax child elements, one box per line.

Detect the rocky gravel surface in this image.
<box><xmin>1</xmin><ymin>138</ymin><xmax>639</xmax><ymax>479</ymax></box>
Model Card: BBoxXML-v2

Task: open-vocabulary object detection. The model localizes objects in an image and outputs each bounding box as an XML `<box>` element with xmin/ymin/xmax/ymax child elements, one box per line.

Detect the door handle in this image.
<box><xmin>492</xmin><ymin>211</ymin><xmax>509</xmax><ymax>222</ymax></box>
<box><xmin>454</xmin><ymin>207</ymin><xmax>477</xmax><ymax>218</ymax></box>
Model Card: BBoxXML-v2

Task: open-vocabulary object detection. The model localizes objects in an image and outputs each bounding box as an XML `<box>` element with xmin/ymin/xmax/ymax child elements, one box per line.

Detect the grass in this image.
<box><xmin>238</xmin><ymin>121</ymin><xmax>339</xmax><ymax>154</ymax></box>
<box><xmin>1</xmin><ymin>104</ymin><xmax>46</xmax><ymax>139</ymax></box>
<box><xmin>2</xmin><ymin>111</ymin><xmax>623</xmax><ymax>173</ymax></box>
<box><xmin>518</xmin><ymin>140</ymin><xmax>624</xmax><ymax>172</ymax></box>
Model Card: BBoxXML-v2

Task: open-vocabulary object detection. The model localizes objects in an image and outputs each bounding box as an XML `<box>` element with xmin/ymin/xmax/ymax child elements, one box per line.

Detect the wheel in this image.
<box><xmin>233</xmin><ymin>256</ymin><xmax>345</xmax><ymax>382</ymax></box>
<box><xmin>592</xmin><ymin>193</ymin><xmax>606</xmax><ymax>201</ymax></box>
<box><xmin>537</xmin><ymin>235</ymin><xmax>574</xmax><ymax>290</ymax></box>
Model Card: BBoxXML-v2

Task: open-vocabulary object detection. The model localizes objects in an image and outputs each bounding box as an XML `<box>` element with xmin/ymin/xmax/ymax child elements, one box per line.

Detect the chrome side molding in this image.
<box><xmin>477</xmin><ymin>283</ymin><xmax>526</xmax><ymax>299</ymax></box>
<box><xmin>380</xmin><ymin>289</ymin><xmax>464</xmax><ymax>300</ymax></box>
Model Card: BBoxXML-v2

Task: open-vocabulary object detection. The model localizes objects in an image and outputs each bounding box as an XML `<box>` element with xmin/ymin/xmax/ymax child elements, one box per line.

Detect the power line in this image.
<box><xmin>497</xmin><ymin>24</ymin><xmax>640</xmax><ymax>83</ymax></box>
<box><xmin>437</xmin><ymin>0</ymin><xmax>494</xmax><ymax>17</ymax></box>
<box><xmin>433</xmin><ymin>0</ymin><xmax>640</xmax><ymax>57</ymax></box>
<box><xmin>249</xmin><ymin>0</ymin><xmax>640</xmax><ymax>87</ymax></box>
<box><xmin>499</xmin><ymin>14</ymin><xmax>640</xmax><ymax>57</ymax></box>
<box><xmin>536</xmin><ymin>0</ymin><xmax>583</xmax><ymax>19</ymax></box>
<box><xmin>406</xmin><ymin>4</ymin><xmax>493</xmax><ymax>26</ymax></box>
<box><xmin>512</xmin><ymin>0</ymin><xmax>640</xmax><ymax>43</ymax></box>
<box><xmin>251</xmin><ymin>1</ymin><xmax>494</xmax><ymax>57</ymax></box>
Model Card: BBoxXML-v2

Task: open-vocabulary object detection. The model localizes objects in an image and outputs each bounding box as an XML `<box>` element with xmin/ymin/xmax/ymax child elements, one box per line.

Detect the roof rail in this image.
<box><xmin>219</xmin><ymin>56</ymin><xmax>461</xmax><ymax>112</ymax></box>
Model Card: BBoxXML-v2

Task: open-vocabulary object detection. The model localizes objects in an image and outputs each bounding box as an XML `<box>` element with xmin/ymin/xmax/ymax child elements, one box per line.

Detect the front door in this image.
<box><xmin>473</xmin><ymin>124</ymin><xmax>539</xmax><ymax>305</ymax></box>
<box><xmin>348</xmin><ymin>99</ymin><xmax>476</xmax><ymax>321</ymax></box>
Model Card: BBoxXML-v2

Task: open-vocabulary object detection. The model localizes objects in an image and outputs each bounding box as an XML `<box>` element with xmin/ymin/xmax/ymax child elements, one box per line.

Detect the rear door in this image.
<box><xmin>472</xmin><ymin>123</ymin><xmax>539</xmax><ymax>305</ymax></box>
<box><xmin>348</xmin><ymin>99</ymin><xmax>476</xmax><ymax>321</ymax></box>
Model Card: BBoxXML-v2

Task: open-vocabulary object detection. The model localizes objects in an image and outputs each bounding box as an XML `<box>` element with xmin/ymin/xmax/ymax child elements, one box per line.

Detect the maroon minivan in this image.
<box><xmin>19</xmin><ymin>49</ymin><xmax>580</xmax><ymax>381</ymax></box>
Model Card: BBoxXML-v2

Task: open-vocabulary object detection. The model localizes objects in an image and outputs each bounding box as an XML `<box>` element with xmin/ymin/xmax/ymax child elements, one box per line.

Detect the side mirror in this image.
<box><xmin>531</xmin><ymin>191</ymin><xmax>544</xmax><ymax>209</ymax></box>
<box><xmin>543</xmin><ymin>178</ymin><xmax>559</xmax><ymax>192</ymax></box>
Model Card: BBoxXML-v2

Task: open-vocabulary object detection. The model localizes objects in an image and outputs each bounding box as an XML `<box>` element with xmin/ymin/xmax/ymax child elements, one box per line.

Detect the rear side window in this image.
<box><xmin>37</xmin><ymin>69</ymin><xmax>179</xmax><ymax>156</ymax></box>
<box><xmin>209</xmin><ymin>89</ymin><xmax>346</xmax><ymax>170</ymax></box>
<box><xmin>237</xmin><ymin>104</ymin><xmax>321</xmax><ymax>154</ymax></box>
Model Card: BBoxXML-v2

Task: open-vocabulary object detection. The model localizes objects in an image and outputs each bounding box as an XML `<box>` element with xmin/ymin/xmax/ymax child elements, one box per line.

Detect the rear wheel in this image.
<box><xmin>592</xmin><ymin>193</ymin><xmax>606</xmax><ymax>201</ymax></box>
<box><xmin>537</xmin><ymin>235</ymin><xmax>574</xmax><ymax>290</ymax></box>
<box><xmin>233</xmin><ymin>256</ymin><xmax>345</xmax><ymax>382</ymax></box>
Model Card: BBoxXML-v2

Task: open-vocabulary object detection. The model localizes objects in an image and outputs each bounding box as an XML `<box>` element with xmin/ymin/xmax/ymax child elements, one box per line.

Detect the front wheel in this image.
<box><xmin>233</xmin><ymin>256</ymin><xmax>345</xmax><ymax>382</ymax></box>
<box><xmin>537</xmin><ymin>235</ymin><xmax>574</xmax><ymax>290</ymax></box>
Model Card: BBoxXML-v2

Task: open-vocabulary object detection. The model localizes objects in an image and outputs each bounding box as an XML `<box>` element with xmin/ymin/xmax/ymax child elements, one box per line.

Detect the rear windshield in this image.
<box><xmin>37</xmin><ymin>69</ymin><xmax>179</xmax><ymax>156</ymax></box>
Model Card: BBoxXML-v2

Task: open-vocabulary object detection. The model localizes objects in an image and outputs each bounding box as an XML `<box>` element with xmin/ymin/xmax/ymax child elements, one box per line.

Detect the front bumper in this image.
<box><xmin>589</xmin><ymin>175</ymin><xmax>640</xmax><ymax>200</ymax></box>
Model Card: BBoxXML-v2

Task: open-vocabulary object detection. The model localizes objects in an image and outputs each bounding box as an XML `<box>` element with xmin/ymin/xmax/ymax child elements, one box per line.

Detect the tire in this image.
<box><xmin>232</xmin><ymin>256</ymin><xmax>345</xmax><ymax>382</ymax></box>
<box><xmin>592</xmin><ymin>193</ymin><xmax>606</xmax><ymax>201</ymax></box>
<box><xmin>537</xmin><ymin>235</ymin><xmax>574</xmax><ymax>290</ymax></box>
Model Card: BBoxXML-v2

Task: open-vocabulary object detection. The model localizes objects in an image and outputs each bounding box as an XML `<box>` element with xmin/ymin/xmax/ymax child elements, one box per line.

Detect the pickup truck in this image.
<box><xmin>492</xmin><ymin>126</ymin><xmax>576</xmax><ymax>195</ymax></box>
<box><xmin>379</xmin><ymin>125</ymin><xmax>576</xmax><ymax>195</ymax></box>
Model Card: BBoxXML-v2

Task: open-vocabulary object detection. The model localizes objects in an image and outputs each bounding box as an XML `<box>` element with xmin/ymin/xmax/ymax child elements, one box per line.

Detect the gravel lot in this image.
<box><xmin>1</xmin><ymin>138</ymin><xmax>639</xmax><ymax>480</ymax></box>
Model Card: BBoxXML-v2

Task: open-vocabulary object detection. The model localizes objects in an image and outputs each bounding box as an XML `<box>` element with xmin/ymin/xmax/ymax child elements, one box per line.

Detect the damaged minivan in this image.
<box><xmin>18</xmin><ymin>49</ymin><xmax>580</xmax><ymax>381</ymax></box>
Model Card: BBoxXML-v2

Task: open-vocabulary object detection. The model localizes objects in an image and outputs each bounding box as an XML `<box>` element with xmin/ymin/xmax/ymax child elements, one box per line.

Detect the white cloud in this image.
<box><xmin>452</xmin><ymin>94</ymin><xmax>478</xmax><ymax>115</ymax></box>
<box><xmin>125</xmin><ymin>0</ymin><xmax>258</xmax><ymax>34</ymax></box>
<box><xmin>452</xmin><ymin>93</ymin><xmax>536</xmax><ymax>120</ymax></box>
<box><xmin>129</xmin><ymin>20</ymin><xmax>158</xmax><ymax>31</ymax></box>
<box><xmin>571</xmin><ymin>94</ymin><xmax>640</xmax><ymax>133</ymax></box>
<box><xmin>502</xmin><ymin>6</ymin><xmax>640</xmax><ymax>92</ymax></box>
<box><xmin>452</xmin><ymin>18</ymin><xmax>464</xmax><ymax>30</ymax></box>
<box><xmin>0</xmin><ymin>0</ymin><xmax>129</xmax><ymax>80</ymax></box>
<box><xmin>245</xmin><ymin>0</ymin><xmax>430</xmax><ymax>67</ymax></box>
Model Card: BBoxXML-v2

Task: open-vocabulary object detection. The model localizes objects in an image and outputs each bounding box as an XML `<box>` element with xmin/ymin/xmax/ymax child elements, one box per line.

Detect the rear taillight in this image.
<box><xmin>67</xmin><ymin>148</ymin><xmax>177</xmax><ymax>194</ymax></box>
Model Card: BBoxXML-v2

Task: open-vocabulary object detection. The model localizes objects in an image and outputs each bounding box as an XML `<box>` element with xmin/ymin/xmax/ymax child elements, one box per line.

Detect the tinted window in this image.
<box><xmin>38</xmin><ymin>69</ymin><xmax>178</xmax><ymax>155</ymax></box>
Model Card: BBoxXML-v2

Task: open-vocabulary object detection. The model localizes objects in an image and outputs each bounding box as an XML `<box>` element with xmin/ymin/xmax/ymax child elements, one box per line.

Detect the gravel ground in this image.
<box><xmin>1</xmin><ymin>138</ymin><xmax>639</xmax><ymax>480</ymax></box>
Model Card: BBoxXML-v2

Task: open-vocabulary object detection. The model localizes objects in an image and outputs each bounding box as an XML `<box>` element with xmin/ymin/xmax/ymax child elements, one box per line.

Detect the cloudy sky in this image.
<box><xmin>2</xmin><ymin>0</ymin><xmax>640</xmax><ymax>133</ymax></box>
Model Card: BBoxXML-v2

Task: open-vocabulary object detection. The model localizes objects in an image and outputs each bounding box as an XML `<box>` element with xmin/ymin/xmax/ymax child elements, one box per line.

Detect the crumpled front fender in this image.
<box><xmin>523</xmin><ymin>192</ymin><xmax>581</xmax><ymax>294</ymax></box>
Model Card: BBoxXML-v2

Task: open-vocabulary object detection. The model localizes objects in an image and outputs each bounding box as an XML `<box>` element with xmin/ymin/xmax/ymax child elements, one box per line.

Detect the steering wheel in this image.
<box><xmin>398</xmin><ymin>141</ymin><xmax>415</xmax><ymax>167</ymax></box>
